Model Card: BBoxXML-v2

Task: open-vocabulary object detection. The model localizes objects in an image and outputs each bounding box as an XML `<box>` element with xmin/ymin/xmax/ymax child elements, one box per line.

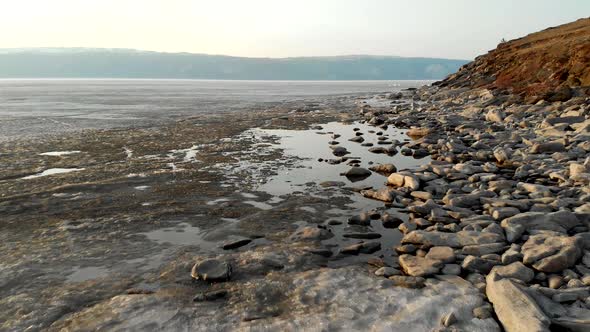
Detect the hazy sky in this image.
<box><xmin>1</xmin><ymin>0</ymin><xmax>588</xmax><ymax>59</ymax></box>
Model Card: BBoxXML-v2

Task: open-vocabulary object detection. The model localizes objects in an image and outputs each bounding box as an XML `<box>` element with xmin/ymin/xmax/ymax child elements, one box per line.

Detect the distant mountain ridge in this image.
<box><xmin>0</xmin><ymin>48</ymin><xmax>467</xmax><ymax>80</ymax></box>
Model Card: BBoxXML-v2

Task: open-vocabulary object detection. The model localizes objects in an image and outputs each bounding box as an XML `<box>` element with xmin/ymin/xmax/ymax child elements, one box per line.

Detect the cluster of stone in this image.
<box><xmin>353</xmin><ymin>86</ymin><xmax>590</xmax><ymax>331</ymax></box>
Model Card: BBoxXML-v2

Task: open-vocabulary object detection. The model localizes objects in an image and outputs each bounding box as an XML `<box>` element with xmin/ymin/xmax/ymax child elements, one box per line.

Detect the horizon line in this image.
<box><xmin>0</xmin><ymin>47</ymin><xmax>472</xmax><ymax>61</ymax></box>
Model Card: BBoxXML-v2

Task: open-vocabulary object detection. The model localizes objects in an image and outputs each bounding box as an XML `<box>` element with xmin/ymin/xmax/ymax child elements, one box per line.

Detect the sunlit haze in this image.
<box><xmin>1</xmin><ymin>0</ymin><xmax>589</xmax><ymax>59</ymax></box>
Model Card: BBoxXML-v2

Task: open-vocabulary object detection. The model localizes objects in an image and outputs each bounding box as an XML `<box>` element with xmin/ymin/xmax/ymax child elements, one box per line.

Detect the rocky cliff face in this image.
<box><xmin>436</xmin><ymin>18</ymin><xmax>590</xmax><ymax>103</ymax></box>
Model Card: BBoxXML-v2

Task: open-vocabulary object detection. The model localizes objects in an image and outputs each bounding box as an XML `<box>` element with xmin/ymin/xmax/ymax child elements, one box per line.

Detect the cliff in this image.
<box><xmin>436</xmin><ymin>18</ymin><xmax>590</xmax><ymax>103</ymax></box>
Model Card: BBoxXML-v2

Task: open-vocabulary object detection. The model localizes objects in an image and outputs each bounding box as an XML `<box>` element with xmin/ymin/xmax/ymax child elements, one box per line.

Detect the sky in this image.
<box><xmin>1</xmin><ymin>0</ymin><xmax>588</xmax><ymax>60</ymax></box>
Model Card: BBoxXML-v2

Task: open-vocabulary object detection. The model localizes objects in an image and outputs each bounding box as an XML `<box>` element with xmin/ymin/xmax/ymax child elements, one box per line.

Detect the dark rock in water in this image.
<box><xmin>328</xmin><ymin>140</ymin><xmax>340</xmax><ymax>145</ymax></box>
<box><xmin>413</xmin><ymin>149</ymin><xmax>430</xmax><ymax>158</ymax></box>
<box><xmin>340</xmin><ymin>243</ymin><xmax>364</xmax><ymax>255</ymax></box>
<box><xmin>396</xmin><ymin>244</ymin><xmax>417</xmax><ymax>254</ymax></box>
<box><xmin>348</xmin><ymin>212</ymin><xmax>372</xmax><ymax>226</ymax></box>
<box><xmin>222</xmin><ymin>238</ymin><xmax>252</xmax><ymax>250</ymax></box>
<box><xmin>331</xmin><ymin>146</ymin><xmax>350</xmax><ymax>157</ymax></box>
<box><xmin>191</xmin><ymin>259</ymin><xmax>232</xmax><ymax>282</ymax></box>
<box><xmin>382</xmin><ymin>214</ymin><xmax>403</xmax><ymax>228</ymax></box>
<box><xmin>369</xmin><ymin>146</ymin><xmax>397</xmax><ymax>155</ymax></box>
<box><xmin>349</xmin><ymin>136</ymin><xmax>365</xmax><ymax>143</ymax></box>
<box><xmin>342</xmin><ymin>167</ymin><xmax>372</xmax><ymax>181</ymax></box>
<box><xmin>340</xmin><ymin>242</ymin><xmax>381</xmax><ymax>255</ymax></box>
<box><xmin>343</xmin><ymin>232</ymin><xmax>382</xmax><ymax>239</ymax></box>
<box><xmin>369</xmin><ymin>147</ymin><xmax>387</xmax><ymax>154</ymax></box>
<box><xmin>359</xmin><ymin>242</ymin><xmax>381</xmax><ymax>254</ymax></box>
<box><xmin>193</xmin><ymin>289</ymin><xmax>228</xmax><ymax>302</ymax></box>
<box><xmin>401</xmin><ymin>148</ymin><xmax>413</xmax><ymax>156</ymax></box>
<box><xmin>368</xmin><ymin>116</ymin><xmax>384</xmax><ymax>125</ymax></box>
<box><xmin>361</xmin><ymin>142</ymin><xmax>374</xmax><ymax>147</ymax></box>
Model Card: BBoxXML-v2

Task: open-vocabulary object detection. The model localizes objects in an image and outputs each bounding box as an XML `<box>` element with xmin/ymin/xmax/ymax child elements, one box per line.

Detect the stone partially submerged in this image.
<box><xmin>191</xmin><ymin>259</ymin><xmax>233</xmax><ymax>282</ymax></box>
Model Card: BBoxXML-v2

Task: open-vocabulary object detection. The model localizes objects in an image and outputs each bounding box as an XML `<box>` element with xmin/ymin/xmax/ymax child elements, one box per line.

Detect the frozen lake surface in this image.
<box><xmin>0</xmin><ymin>79</ymin><xmax>430</xmax><ymax>140</ymax></box>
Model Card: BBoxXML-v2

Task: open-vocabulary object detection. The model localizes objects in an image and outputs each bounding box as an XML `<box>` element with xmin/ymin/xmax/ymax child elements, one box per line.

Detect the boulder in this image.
<box><xmin>425</xmin><ymin>246</ymin><xmax>455</xmax><ymax>263</ymax></box>
<box><xmin>331</xmin><ymin>146</ymin><xmax>350</xmax><ymax>157</ymax></box>
<box><xmin>486</xmin><ymin>273</ymin><xmax>551</xmax><ymax>332</ymax></box>
<box><xmin>501</xmin><ymin>211</ymin><xmax>580</xmax><ymax>242</ymax></box>
<box><xmin>522</xmin><ymin>234</ymin><xmax>583</xmax><ymax>273</ymax></box>
<box><xmin>399</xmin><ymin>254</ymin><xmax>443</xmax><ymax>277</ymax></box>
<box><xmin>461</xmin><ymin>255</ymin><xmax>497</xmax><ymax>274</ymax></box>
<box><xmin>490</xmin><ymin>262</ymin><xmax>534</xmax><ymax>283</ymax></box>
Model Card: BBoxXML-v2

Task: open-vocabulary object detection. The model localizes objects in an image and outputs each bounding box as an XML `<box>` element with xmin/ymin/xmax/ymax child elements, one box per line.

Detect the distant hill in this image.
<box><xmin>0</xmin><ymin>48</ymin><xmax>467</xmax><ymax>80</ymax></box>
<box><xmin>436</xmin><ymin>18</ymin><xmax>590</xmax><ymax>102</ymax></box>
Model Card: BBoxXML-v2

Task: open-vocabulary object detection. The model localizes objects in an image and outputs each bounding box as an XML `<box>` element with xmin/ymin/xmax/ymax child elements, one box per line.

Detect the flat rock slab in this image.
<box><xmin>486</xmin><ymin>273</ymin><xmax>551</xmax><ymax>332</ymax></box>
<box><xmin>399</xmin><ymin>254</ymin><xmax>444</xmax><ymax>277</ymax></box>
<box><xmin>402</xmin><ymin>230</ymin><xmax>505</xmax><ymax>248</ymax></box>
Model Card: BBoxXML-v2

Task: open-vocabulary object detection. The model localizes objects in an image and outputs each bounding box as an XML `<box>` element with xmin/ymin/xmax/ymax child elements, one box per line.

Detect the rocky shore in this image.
<box><xmin>2</xmin><ymin>18</ymin><xmax>590</xmax><ymax>332</ymax></box>
<box><xmin>349</xmin><ymin>84</ymin><xmax>590</xmax><ymax>331</ymax></box>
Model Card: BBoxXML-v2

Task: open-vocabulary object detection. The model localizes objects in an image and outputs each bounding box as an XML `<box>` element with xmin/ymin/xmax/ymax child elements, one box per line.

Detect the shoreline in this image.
<box><xmin>1</xmin><ymin>83</ymin><xmax>590</xmax><ymax>331</ymax></box>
